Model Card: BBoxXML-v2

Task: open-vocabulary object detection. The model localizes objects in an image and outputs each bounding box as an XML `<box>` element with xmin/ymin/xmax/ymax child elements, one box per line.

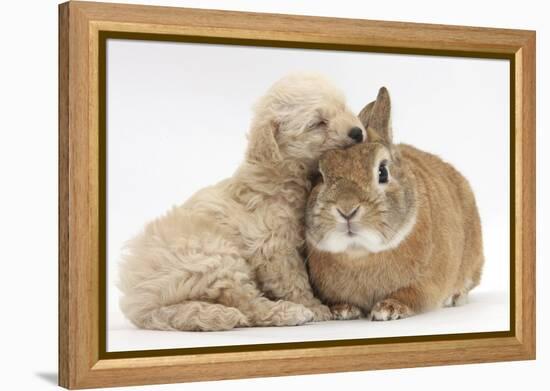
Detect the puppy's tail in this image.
<box><xmin>125</xmin><ymin>301</ymin><xmax>250</xmax><ymax>332</ymax></box>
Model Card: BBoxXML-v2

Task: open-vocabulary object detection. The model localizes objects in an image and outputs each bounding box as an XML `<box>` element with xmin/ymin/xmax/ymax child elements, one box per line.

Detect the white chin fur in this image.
<box><xmin>315</xmin><ymin>212</ymin><xmax>417</xmax><ymax>254</ymax></box>
<box><xmin>316</xmin><ymin>229</ymin><xmax>385</xmax><ymax>253</ymax></box>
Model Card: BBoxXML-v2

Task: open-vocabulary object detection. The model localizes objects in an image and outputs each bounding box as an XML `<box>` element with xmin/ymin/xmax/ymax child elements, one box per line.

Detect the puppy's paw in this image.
<box><xmin>292</xmin><ymin>307</ymin><xmax>315</xmax><ymax>325</ymax></box>
<box><xmin>277</xmin><ymin>302</ymin><xmax>315</xmax><ymax>326</ymax></box>
<box><xmin>330</xmin><ymin>303</ymin><xmax>363</xmax><ymax>320</ymax></box>
<box><xmin>370</xmin><ymin>299</ymin><xmax>412</xmax><ymax>321</ymax></box>
<box><xmin>308</xmin><ymin>303</ymin><xmax>333</xmax><ymax>322</ymax></box>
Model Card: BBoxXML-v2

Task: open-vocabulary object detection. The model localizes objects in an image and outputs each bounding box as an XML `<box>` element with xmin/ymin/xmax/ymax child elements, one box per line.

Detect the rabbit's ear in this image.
<box><xmin>246</xmin><ymin>119</ymin><xmax>282</xmax><ymax>163</ymax></box>
<box><xmin>358</xmin><ymin>100</ymin><xmax>375</xmax><ymax>128</ymax></box>
<box><xmin>366</xmin><ymin>87</ymin><xmax>392</xmax><ymax>144</ymax></box>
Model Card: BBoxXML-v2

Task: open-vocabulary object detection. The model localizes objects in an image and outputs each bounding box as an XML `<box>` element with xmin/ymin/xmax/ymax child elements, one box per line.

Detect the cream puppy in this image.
<box><xmin>118</xmin><ymin>73</ymin><xmax>366</xmax><ymax>331</ymax></box>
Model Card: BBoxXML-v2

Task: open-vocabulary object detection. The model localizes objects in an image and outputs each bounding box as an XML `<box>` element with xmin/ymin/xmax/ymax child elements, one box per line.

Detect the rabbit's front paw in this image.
<box><xmin>370</xmin><ymin>299</ymin><xmax>412</xmax><ymax>321</ymax></box>
<box><xmin>330</xmin><ymin>303</ymin><xmax>363</xmax><ymax>320</ymax></box>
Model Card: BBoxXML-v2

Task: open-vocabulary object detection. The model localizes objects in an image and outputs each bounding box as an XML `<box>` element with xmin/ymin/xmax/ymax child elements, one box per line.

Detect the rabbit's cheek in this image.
<box><xmin>381</xmin><ymin>210</ymin><xmax>417</xmax><ymax>250</ymax></box>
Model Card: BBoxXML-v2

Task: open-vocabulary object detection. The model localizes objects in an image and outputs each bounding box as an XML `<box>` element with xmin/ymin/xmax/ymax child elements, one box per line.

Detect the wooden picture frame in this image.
<box><xmin>58</xmin><ymin>1</ymin><xmax>536</xmax><ymax>388</ymax></box>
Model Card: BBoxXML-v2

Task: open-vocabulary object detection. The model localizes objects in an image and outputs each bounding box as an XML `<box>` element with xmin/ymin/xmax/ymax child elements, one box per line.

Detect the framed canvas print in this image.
<box><xmin>58</xmin><ymin>1</ymin><xmax>536</xmax><ymax>389</ymax></box>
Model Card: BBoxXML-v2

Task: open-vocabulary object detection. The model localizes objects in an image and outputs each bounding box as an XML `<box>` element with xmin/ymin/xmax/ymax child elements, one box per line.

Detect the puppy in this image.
<box><xmin>118</xmin><ymin>73</ymin><xmax>366</xmax><ymax>331</ymax></box>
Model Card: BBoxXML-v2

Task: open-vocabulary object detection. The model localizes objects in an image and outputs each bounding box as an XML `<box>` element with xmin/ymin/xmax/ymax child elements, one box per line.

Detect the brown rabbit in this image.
<box><xmin>305</xmin><ymin>87</ymin><xmax>484</xmax><ymax>321</ymax></box>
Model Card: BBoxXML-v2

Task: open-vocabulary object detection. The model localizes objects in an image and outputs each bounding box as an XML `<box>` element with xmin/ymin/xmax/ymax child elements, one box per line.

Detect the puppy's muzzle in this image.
<box><xmin>348</xmin><ymin>127</ymin><xmax>364</xmax><ymax>143</ymax></box>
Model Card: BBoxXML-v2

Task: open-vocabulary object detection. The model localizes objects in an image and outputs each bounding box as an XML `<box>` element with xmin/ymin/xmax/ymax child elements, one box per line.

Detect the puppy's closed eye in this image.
<box><xmin>308</xmin><ymin>119</ymin><xmax>328</xmax><ymax>130</ymax></box>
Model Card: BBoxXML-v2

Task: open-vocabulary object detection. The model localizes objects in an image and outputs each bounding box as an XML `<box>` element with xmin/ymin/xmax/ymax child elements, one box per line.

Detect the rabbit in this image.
<box><xmin>304</xmin><ymin>87</ymin><xmax>484</xmax><ymax>321</ymax></box>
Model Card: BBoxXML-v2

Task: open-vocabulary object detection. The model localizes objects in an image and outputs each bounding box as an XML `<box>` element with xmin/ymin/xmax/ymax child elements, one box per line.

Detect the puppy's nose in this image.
<box><xmin>348</xmin><ymin>127</ymin><xmax>364</xmax><ymax>143</ymax></box>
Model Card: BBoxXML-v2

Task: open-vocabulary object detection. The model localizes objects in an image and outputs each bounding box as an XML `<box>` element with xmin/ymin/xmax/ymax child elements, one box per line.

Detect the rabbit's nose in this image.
<box><xmin>337</xmin><ymin>206</ymin><xmax>360</xmax><ymax>221</ymax></box>
<box><xmin>348</xmin><ymin>127</ymin><xmax>364</xmax><ymax>143</ymax></box>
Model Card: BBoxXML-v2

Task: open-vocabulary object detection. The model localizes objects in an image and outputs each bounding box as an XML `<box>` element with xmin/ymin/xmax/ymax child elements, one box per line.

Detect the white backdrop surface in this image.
<box><xmin>1</xmin><ymin>0</ymin><xmax>546</xmax><ymax>390</ymax></box>
<box><xmin>106</xmin><ymin>38</ymin><xmax>510</xmax><ymax>351</ymax></box>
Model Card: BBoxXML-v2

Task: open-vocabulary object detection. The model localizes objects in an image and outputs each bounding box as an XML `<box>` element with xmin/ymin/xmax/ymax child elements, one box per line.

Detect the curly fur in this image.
<box><xmin>118</xmin><ymin>73</ymin><xmax>366</xmax><ymax>331</ymax></box>
<box><xmin>305</xmin><ymin>87</ymin><xmax>484</xmax><ymax>321</ymax></box>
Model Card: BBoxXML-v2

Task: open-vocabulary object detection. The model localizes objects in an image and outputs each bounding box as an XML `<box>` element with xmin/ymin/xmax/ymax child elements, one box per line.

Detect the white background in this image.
<box><xmin>0</xmin><ymin>0</ymin><xmax>546</xmax><ymax>390</ymax></box>
<box><xmin>106</xmin><ymin>40</ymin><xmax>510</xmax><ymax>350</ymax></box>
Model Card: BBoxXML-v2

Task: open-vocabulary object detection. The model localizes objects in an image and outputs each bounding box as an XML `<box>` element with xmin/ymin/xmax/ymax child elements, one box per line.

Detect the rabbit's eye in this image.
<box><xmin>378</xmin><ymin>163</ymin><xmax>389</xmax><ymax>184</ymax></box>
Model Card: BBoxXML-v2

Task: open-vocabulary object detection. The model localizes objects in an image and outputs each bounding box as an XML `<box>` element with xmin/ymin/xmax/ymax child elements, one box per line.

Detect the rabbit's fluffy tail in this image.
<box><xmin>128</xmin><ymin>301</ymin><xmax>250</xmax><ymax>331</ymax></box>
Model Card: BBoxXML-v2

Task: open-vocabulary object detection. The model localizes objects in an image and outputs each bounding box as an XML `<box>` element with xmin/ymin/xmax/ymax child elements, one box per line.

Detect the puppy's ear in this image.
<box><xmin>246</xmin><ymin>119</ymin><xmax>282</xmax><ymax>163</ymax></box>
<box><xmin>366</xmin><ymin>87</ymin><xmax>392</xmax><ymax>144</ymax></box>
